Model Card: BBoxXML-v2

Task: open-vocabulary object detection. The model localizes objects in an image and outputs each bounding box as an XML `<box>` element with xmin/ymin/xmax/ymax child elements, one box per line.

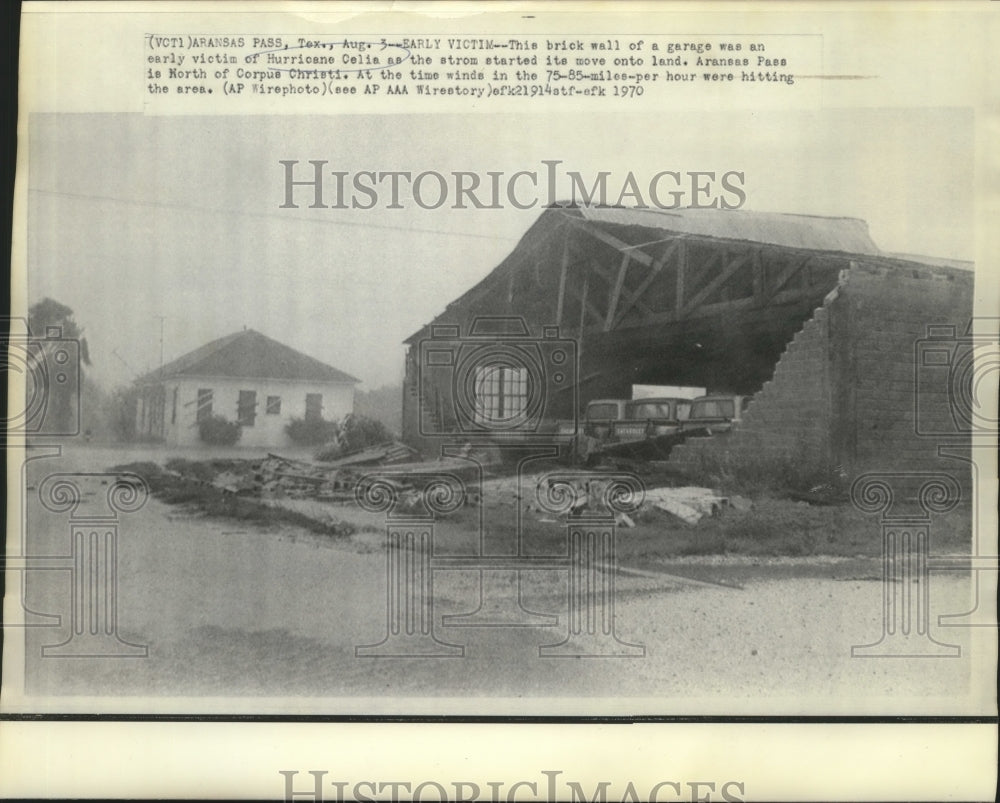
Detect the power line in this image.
<box><xmin>111</xmin><ymin>349</ymin><xmax>138</xmax><ymax>379</ymax></box>
<box><xmin>28</xmin><ymin>187</ymin><xmax>520</xmax><ymax>242</ymax></box>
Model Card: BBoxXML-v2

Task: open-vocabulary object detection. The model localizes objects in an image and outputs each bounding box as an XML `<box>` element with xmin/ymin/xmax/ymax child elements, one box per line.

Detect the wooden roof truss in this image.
<box><xmin>556</xmin><ymin>215</ymin><xmax>844</xmax><ymax>335</ymax></box>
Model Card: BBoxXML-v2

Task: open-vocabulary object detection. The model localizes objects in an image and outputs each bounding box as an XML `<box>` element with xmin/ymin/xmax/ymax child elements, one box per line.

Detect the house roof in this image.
<box><xmin>574</xmin><ymin>206</ymin><xmax>880</xmax><ymax>255</ymax></box>
<box><xmin>136</xmin><ymin>329</ymin><xmax>359</xmax><ymax>385</ymax></box>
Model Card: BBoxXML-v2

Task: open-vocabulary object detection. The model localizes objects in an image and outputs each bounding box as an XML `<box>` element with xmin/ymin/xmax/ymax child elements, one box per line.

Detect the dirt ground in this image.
<box><xmin>5</xmin><ymin>443</ymin><xmax>994</xmax><ymax>716</ymax></box>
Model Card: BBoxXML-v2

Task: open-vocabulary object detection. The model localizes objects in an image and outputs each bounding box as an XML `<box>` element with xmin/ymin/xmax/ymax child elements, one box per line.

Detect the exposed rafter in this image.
<box><xmin>604</xmin><ymin>253</ymin><xmax>632</xmax><ymax>331</ymax></box>
<box><xmin>555</xmin><ymin>234</ymin><xmax>570</xmax><ymax>327</ymax></box>
<box><xmin>562</xmin><ymin>214</ymin><xmax>656</xmax><ymax>269</ymax></box>
<box><xmin>765</xmin><ymin>254</ymin><xmax>813</xmax><ymax>299</ymax></box>
<box><xmin>680</xmin><ymin>251</ymin><xmax>752</xmax><ymax>316</ymax></box>
<box><xmin>611</xmin><ymin>238</ymin><xmax>682</xmax><ymax>329</ymax></box>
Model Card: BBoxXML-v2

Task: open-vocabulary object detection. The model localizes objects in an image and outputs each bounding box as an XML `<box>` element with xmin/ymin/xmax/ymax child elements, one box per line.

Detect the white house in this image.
<box><xmin>134</xmin><ymin>328</ymin><xmax>358</xmax><ymax>448</ymax></box>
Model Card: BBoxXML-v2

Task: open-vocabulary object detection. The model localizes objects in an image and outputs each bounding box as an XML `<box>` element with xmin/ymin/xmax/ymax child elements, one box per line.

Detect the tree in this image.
<box><xmin>108</xmin><ymin>385</ymin><xmax>139</xmax><ymax>442</ymax></box>
<box><xmin>354</xmin><ymin>384</ymin><xmax>402</xmax><ymax>436</ymax></box>
<box><xmin>27</xmin><ymin>297</ymin><xmax>91</xmax><ymax>365</ymax></box>
<box><xmin>26</xmin><ymin>298</ymin><xmax>91</xmax><ymax>435</ymax></box>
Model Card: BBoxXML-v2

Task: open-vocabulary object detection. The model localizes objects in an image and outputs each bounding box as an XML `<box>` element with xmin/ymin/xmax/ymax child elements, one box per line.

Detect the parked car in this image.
<box><xmin>611</xmin><ymin>397</ymin><xmax>692</xmax><ymax>442</ymax></box>
<box><xmin>583</xmin><ymin>399</ymin><xmax>628</xmax><ymax>440</ymax></box>
<box><xmin>680</xmin><ymin>394</ymin><xmax>748</xmax><ymax>436</ymax></box>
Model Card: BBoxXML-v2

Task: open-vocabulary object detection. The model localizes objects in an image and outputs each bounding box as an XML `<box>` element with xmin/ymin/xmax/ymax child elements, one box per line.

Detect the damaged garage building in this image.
<box><xmin>402</xmin><ymin>205</ymin><xmax>973</xmax><ymax>485</ymax></box>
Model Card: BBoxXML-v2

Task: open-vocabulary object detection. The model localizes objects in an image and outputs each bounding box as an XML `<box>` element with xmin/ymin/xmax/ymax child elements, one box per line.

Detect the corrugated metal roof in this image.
<box><xmin>136</xmin><ymin>329</ymin><xmax>359</xmax><ymax>384</ymax></box>
<box><xmin>880</xmin><ymin>252</ymin><xmax>974</xmax><ymax>271</ymax></box>
<box><xmin>575</xmin><ymin>206</ymin><xmax>880</xmax><ymax>255</ymax></box>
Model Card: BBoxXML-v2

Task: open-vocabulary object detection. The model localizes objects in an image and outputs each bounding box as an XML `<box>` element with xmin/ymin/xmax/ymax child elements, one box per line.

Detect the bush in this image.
<box><xmin>285</xmin><ymin>416</ymin><xmax>338</xmax><ymax>446</ymax></box>
<box><xmin>354</xmin><ymin>384</ymin><xmax>402</xmax><ymax>436</ymax></box>
<box><xmin>338</xmin><ymin>414</ymin><xmax>393</xmax><ymax>452</ymax></box>
<box><xmin>198</xmin><ymin>415</ymin><xmax>242</xmax><ymax>446</ymax></box>
<box><xmin>314</xmin><ymin>414</ymin><xmax>395</xmax><ymax>461</ymax></box>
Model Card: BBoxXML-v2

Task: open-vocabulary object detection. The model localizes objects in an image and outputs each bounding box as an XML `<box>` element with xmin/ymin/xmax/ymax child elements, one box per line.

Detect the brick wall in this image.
<box><xmin>670</xmin><ymin>257</ymin><xmax>974</xmax><ymax>489</ymax></box>
<box><xmin>669</xmin><ymin>295</ymin><xmax>837</xmax><ymax>480</ymax></box>
<box><xmin>834</xmin><ymin>259</ymin><xmax>973</xmax><ymax>483</ymax></box>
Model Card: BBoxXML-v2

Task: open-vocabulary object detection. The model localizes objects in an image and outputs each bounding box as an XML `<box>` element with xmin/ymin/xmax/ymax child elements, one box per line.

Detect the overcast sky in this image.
<box><xmin>27</xmin><ymin>109</ymin><xmax>973</xmax><ymax>390</ymax></box>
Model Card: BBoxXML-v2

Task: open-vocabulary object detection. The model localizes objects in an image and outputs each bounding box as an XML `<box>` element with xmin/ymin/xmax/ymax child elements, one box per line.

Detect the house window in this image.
<box><xmin>237</xmin><ymin>390</ymin><xmax>257</xmax><ymax>427</ymax></box>
<box><xmin>196</xmin><ymin>388</ymin><xmax>213</xmax><ymax>422</ymax></box>
<box><xmin>473</xmin><ymin>365</ymin><xmax>528</xmax><ymax>425</ymax></box>
<box><xmin>266</xmin><ymin>395</ymin><xmax>281</xmax><ymax>415</ymax></box>
<box><xmin>305</xmin><ymin>393</ymin><xmax>323</xmax><ymax>421</ymax></box>
<box><xmin>171</xmin><ymin>386</ymin><xmax>178</xmax><ymax>424</ymax></box>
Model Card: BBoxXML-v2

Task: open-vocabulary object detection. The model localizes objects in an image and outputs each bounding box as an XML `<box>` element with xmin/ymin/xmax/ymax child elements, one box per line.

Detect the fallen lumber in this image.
<box><xmin>316</xmin><ymin>441</ymin><xmax>420</xmax><ymax>468</ymax></box>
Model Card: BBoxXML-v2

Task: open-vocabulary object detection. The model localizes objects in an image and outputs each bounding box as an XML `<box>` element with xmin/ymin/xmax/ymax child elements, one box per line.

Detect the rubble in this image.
<box><xmin>316</xmin><ymin>440</ymin><xmax>420</xmax><ymax>469</ymax></box>
<box><xmin>211</xmin><ymin>470</ymin><xmax>257</xmax><ymax>495</ymax></box>
<box><xmin>200</xmin><ymin>445</ymin><xmax>733</xmax><ymax>530</ymax></box>
<box><xmin>615</xmin><ymin>511</ymin><xmax>636</xmax><ymax>528</ymax></box>
<box><xmin>225</xmin><ymin>445</ymin><xmax>485</xmax><ymax>507</ymax></box>
<box><xmin>642</xmin><ymin>486</ymin><xmax>729</xmax><ymax>525</ymax></box>
<box><xmin>253</xmin><ymin>452</ymin><xmax>396</xmax><ymax>501</ymax></box>
<box><xmin>250</xmin><ymin>455</ymin><xmax>331</xmax><ymax>500</ymax></box>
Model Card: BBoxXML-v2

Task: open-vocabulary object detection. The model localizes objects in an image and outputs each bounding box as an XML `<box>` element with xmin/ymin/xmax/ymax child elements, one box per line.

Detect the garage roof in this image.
<box><xmin>576</xmin><ymin>206</ymin><xmax>880</xmax><ymax>255</ymax></box>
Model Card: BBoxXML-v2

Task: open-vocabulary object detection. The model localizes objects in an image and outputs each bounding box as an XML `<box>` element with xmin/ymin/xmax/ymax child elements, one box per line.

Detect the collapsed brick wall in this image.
<box><xmin>669</xmin><ymin>294</ymin><xmax>837</xmax><ymax>479</ymax></box>
<box><xmin>670</xmin><ymin>258</ymin><xmax>974</xmax><ymax>488</ymax></box>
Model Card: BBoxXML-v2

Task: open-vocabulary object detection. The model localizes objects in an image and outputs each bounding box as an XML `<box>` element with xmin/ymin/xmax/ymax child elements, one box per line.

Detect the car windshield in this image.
<box><xmin>587</xmin><ymin>403</ymin><xmax>620</xmax><ymax>420</ymax></box>
<box><xmin>690</xmin><ymin>399</ymin><xmax>735</xmax><ymax>419</ymax></box>
<box><xmin>627</xmin><ymin>402</ymin><xmax>674</xmax><ymax>419</ymax></box>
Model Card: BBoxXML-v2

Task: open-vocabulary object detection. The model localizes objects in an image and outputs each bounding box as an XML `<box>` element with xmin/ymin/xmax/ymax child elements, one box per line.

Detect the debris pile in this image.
<box><xmin>642</xmin><ymin>486</ymin><xmax>731</xmax><ymax>525</ymax></box>
<box><xmin>475</xmin><ymin>475</ymin><xmax>728</xmax><ymax>528</ymax></box>
<box><xmin>200</xmin><ymin>444</ymin><xmax>740</xmax><ymax>529</ymax></box>
<box><xmin>317</xmin><ymin>441</ymin><xmax>420</xmax><ymax>469</ymax></box>
<box><xmin>253</xmin><ymin>454</ymin><xmax>360</xmax><ymax>501</ymax></box>
<box><xmin>220</xmin><ymin>442</ymin><xmax>483</xmax><ymax>510</ymax></box>
<box><xmin>248</xmin><ymin>442</ymin><xmax>425</xmax><ymax>501</ymax></box>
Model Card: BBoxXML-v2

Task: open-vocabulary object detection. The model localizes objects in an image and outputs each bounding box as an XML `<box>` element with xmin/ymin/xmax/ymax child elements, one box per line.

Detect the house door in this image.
<box><xmin>237</xmin><ymin>390</ymin><xmax>257</xmax><ymax>427</ymax></box>
<box><xmin>305</xmin><ymin>393</ymin><xmax>323</xmax><ymax>421</ymax></box>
